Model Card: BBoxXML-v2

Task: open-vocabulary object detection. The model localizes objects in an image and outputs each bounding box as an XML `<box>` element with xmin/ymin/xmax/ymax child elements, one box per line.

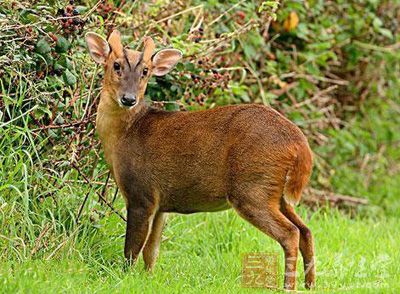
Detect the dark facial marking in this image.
<box><xmin>134</xmin><ymin>52</ymin><xmax>144</xmax><ymax>70</ymax></box>
<box><xmin>123</xmin><ymin>48</ymin><xmax>131</xmax><ymax>71</ymax></box>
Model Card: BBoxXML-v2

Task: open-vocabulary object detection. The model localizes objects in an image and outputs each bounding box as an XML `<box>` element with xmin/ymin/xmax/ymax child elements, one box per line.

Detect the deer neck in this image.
<box><xmin>96</xmin><ymin>91</ymin><xmax>148</xmax><ymax>166</ymax></box>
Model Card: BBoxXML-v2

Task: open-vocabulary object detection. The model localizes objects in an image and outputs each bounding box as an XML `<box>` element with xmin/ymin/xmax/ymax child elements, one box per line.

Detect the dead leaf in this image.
<box><xmin>284</xmin><ymin>11</ymin><xmax>299</xmax><ymax>32</ymax></box>
<box><xmin>270</xmin><ymin>75</ymin><xmax>288</xmax><ymax>89</ymax></box>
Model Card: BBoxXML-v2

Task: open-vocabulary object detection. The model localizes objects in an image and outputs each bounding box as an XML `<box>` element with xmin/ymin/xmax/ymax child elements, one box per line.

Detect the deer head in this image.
<box><xmin>85</xmin><ymin>30</ymin><xmax>182</xmax><ymax>109</ymax></box>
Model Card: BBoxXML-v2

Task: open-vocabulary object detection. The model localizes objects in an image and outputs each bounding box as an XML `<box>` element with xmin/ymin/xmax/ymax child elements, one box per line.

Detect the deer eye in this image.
<box><xmin>142</xmin><ymin>67</ymin><xmax>148</xmax><ymax>77</ymax></box>
<box><xmin>113</xmin><ymin>62</ymin><xmax>121</xmax><ymax>71</ymax></box>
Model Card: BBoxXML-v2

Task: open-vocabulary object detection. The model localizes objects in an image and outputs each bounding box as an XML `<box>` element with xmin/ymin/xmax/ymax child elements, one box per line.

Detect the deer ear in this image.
<box><xmin>143</xmin><ymin>36</ymin><xmax>155</xmax><ymax>62</ymax></box>
<box><xmin>85</xmin><ymin>32</ymin><xmax>110</xmax><ymax>64</ymax></box>
<box><xmin>152</xmin><ymin>49</ymin><xmax>182</xmax><ymax>76</ymax></box>
<box><xmin>107</xmin><ymin>29</ymin><xmax>123</xmax><ymax>57</ymax></box>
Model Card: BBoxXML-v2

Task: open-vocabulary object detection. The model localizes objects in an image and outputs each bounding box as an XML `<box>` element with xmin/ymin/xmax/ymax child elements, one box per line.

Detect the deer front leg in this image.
<box><xmin>124</xmin><ymin>205</ymin><xmax>156</xmax><ymax>265</ymax></box>
<box><xmin>143</xmin><ymin>212</ymin><xmax>166</xmax><ymax>271</ymax></box>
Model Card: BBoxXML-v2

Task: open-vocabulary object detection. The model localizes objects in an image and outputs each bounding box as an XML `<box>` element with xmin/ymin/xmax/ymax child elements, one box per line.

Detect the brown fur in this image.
<box><xmin>284</xmin><ymin>142</ymin><xmax>313</xmax><ymax>205</ymax></box>
<box><xmin>86</xmin><ymin>31</ymin><xmax>315</xmax><ymax>290</ymax></box>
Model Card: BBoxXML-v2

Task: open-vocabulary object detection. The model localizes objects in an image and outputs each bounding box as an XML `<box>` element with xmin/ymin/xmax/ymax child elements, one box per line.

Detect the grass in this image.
<box><xmin>1</xmin><ymin>208</ymin><xmax>399</xmax><ymax>293</ymax></box>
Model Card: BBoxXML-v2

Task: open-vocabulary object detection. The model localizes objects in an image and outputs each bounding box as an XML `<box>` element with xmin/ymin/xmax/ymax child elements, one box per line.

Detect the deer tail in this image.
<box><xmin>283</xmin><ymin>143</ymin><xmax>313</xmax><ymax>206</ymax></box>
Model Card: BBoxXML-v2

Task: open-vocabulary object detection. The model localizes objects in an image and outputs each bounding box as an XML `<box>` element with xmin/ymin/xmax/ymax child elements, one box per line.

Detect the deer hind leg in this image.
<box><xmin>229</xmin><ymin>185</ymin><xmax>300</xmax><ymax>291</ymax></box>
<box><xmin>281</xmin><ymin>200</ymin><xmax>315</xmax><ymax>289</ymax></box>
<box><xmin>143</xmin><ymin>212</ymin><xmax>167</xmax><ymax>271</ymax></box>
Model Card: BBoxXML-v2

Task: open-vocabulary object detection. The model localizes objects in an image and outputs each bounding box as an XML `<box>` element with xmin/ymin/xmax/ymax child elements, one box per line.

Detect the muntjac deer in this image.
<box><xmin>85</xmin><ymin>30</ymin><xmax>315</xmax><ymax>290</ymax></box>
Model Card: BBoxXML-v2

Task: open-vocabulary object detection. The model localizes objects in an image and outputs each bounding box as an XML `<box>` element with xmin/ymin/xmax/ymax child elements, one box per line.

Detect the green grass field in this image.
<box><xmin>1</xmin><ymin>209</ymin><xmax>399</xmax><ymax>293</ymax></box>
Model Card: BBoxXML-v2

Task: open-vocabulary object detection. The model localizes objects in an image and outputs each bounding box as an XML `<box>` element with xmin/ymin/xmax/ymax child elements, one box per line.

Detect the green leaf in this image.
<box><xmin>36</xmin><ymin>38</ymin><xmax>51</xmax><ymax>54</ymax></box>
<box><xmin>379</xmin><ymin>28</ymin><xmax>393</xmax><ymax>39</ymax></box>
<box><xmin>55</xmin><ymin>36</ymin><xmax>70</xmax><ymax>53</ymax></box>
<box><xmin>63</xmin><ymin>69</ymin><xmax>77</xmax><ymax>86</ymax></box>
<box><xmin>75</xmin><ymin>5</ymin><xmax>88</xmax><ymax>13</ymax></box>
<box><xmin>176</xmin><ymin>62</ymin><xmax>184</xmax><ymax>71</ymax></box>
<box><xmin>259</xmin><ymin>1</ymin><xmax>279</xmax><ymax>13</ymax></box>
<box><xmin>373</xmin><ymin>17</ymin><xmax>383</xmax><ymax>29</ymax></box>
<box><xmin>165</xmin><ymin>103</ymin><xmax>179</xmax><ymax>111</ymax></box>
<box><xmin>308</xmin><ymin>42</ymin><xmax>332</xmax><ymax>51</ymax></box>
<box><xmin>184</xmin><ymin>62</ymin><xmax>195</xmax><ymax>71</ymax></box>
<box><xmin>54</xmin><ymin>62</ymin><xmax>64</xmax><ymax>71</ymax></box>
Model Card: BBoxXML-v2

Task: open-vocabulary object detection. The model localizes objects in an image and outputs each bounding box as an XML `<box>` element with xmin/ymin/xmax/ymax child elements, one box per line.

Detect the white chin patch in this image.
<box><xmin>118</xmin><ymin>101</ymin><xmax>136</xmax><ymax>110</ymax></box>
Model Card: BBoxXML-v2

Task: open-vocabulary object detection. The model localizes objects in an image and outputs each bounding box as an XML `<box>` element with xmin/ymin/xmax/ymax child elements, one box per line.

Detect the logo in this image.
<box><xmin>242</xmin><ymin>252</ymin><xmax>279</xmax><ymax>289</ymax></box>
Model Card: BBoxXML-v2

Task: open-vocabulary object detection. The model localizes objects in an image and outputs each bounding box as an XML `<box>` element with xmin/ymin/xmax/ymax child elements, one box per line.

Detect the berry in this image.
<box><xmin>73</xmin><ymin>9</ymin><xmax>79</xmax><ymax>16</ymax></box>
<box><xmin>237</xmin><ymin>11</ymin><xmax>245</xmax><ymax>20</ymax></box>
<box><xmin>49</xmin><ymin>33</ymin><xmax>58</xmax><ymax>42</ymax></box>
<box><xmin>54</xmin><ymin>68</ymin><xmax>63</xmax><ymax>76</ymax></box>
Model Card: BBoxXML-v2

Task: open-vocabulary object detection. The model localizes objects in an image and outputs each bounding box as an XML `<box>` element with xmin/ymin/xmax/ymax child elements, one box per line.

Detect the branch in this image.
<box><xmin>303</xmin><ymin>188</ymin><xmax>369</xmax><ymax>208</ymax></box>
<box><xmin>71</xmin><ymin>163</ymin><xmax>126</xmax><ymax>222</ymax></box>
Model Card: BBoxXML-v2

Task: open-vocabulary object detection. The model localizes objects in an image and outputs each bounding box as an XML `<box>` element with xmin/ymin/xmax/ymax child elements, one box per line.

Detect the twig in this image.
<box><xmin>292</xmin><ymin>85</ymin><xmax>338</xmax><ymax>108</ymax></box>
<box><xmin>155</xmin><ymin>4</ymin><xmax>203</xmax><ymax>24</ymax></box>
<box><xmin>303</xmin><ymin>188</ymin><xmax>369</xmax><ymax>207</ymax></box>
<box><xmin>31</xmin><ymin>117</ymin><xmax>94</xmax><ymax>132</ymax></box>
<box><xmin>0</xmin><ymin>105</ymin><xmax>38</xmax><ymax>128</ymax></box>
<box><xmin>100</xmin><ymin>172</ymin><xmax>111</xmax><ymax>202</ymax></box>
<box><xmin>111</xmin><ymin>187</ymin><xmax>119</xmax><ymax>205</ymax></box>
<box><xmin>209</xmin><ymin>0</ymin><xmax>244</xmax><ymax>26</ymax></box>
<box><xmin>45</xmin><ymin>227</ymin><xmax>80</xmax><ymax>260</ymax></box>
<box><xmin>80</xmin><ymin>66</ymin><xmax>99</xmax><ymax>122</ymax></box>
<box><xmin>295</xmin><ymin>73</ymin><xmax>349</xmax><ymax>86</ymax></box>
<box><xmin>83</xmin><ymin>0</ymin><xmax>103</xmax><ymax>20</ymax></box>
<box><xmin>64</xmin><ymin>179</ymin><xmax>114</xmax><ymax>186</ymax></box>
<box><xmin>75</xmin><ymin>190</ymin><xmax>91</xmax><ymax>224</ymax></box>
<box><xmin>242</xmin><ymin>59</ymin><xmax>267</xmax><ymax>104</ymax></box>
<box><xmin>353</xmin><ymin>40</ymin><xmax>397</xmax><ymax>53</ymax></box>
<box><xmin>31</xmin><ymin>224</ymin><xmax>51</xmax><ymax>256</ymax></box>
<box><xmin>71</xmin><ymin>163</ymin><xmax>126</xmax><ymax>222</ymax></box>
<box><xmin>262</xmin><ymin>0</ymin><xmax>280</xmax><ymax>40</ymax></box>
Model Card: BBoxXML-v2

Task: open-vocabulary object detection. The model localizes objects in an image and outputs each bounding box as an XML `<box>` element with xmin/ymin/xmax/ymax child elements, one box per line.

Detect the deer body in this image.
<box><xmin>98</xmin><ymin>102</ymin><xmax>309</xmax><ymax>213</ymax></box>
<box><xmin>86</xmin><ymin>30</ymin><xmax>315</xmax><ymax>290</ymax></box>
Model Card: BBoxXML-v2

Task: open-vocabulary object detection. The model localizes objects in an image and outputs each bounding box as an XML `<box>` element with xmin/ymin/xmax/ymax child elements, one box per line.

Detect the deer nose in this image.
<box><xmin>120</xmin><ymin>94</ymin><xmax>136</xmax><ymax>107</ymax></box>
